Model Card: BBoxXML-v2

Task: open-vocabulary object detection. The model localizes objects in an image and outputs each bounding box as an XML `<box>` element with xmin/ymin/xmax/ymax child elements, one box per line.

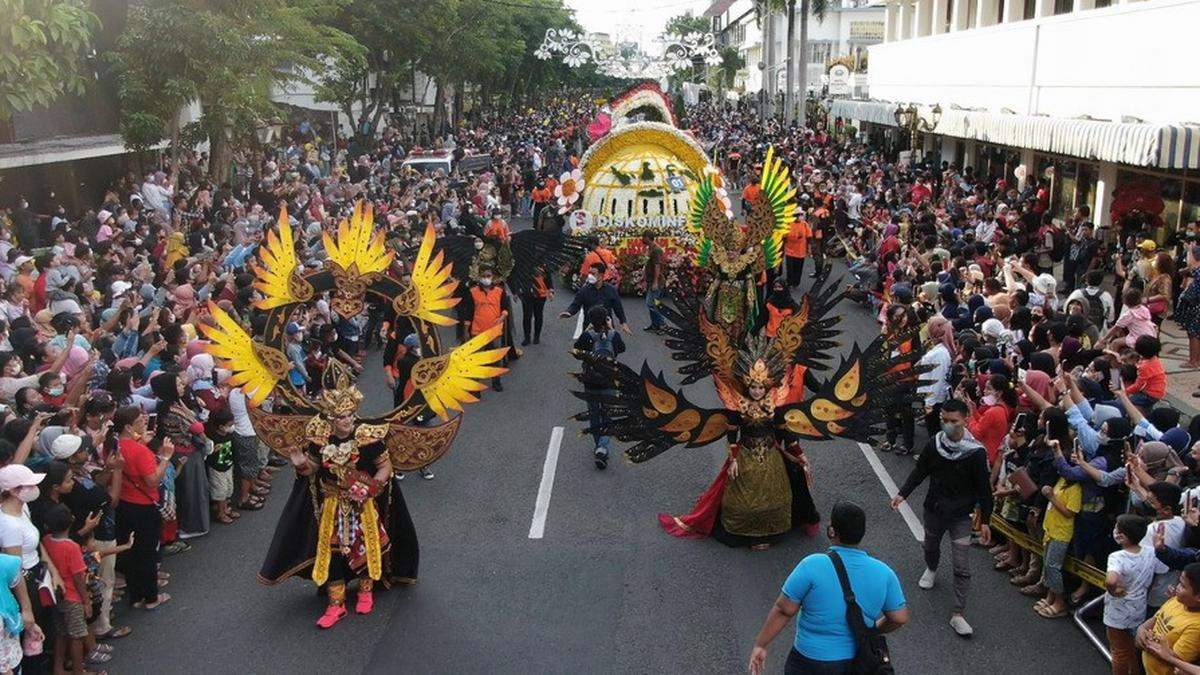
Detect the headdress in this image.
<box><xmin>314</xmin><ymin>360</ymin><xmax>362</xmax><ymax>418</ymax></box>
<box><xmin>735</xmin><ymin>337</ymin><xmax>785</xmax><ymax>389</ymax></box>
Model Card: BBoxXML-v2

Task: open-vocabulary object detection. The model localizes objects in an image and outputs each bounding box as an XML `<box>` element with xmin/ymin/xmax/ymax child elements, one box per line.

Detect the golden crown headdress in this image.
<box><xmin>314</xmin><ymin>360</ymin><xmax>362</xmax><ymax>418</ymax></box>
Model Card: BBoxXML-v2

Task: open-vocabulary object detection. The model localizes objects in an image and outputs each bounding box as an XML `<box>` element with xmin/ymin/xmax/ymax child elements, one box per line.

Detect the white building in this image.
<box><xmin>834</xmin><ymin>0</ymin><xmax>1200</xmax><ymax>232</ymax></box>
<box><xmin>707</xmin><ymin>0</ymin><xmax>885</xmax><ymax>97</ymax></box>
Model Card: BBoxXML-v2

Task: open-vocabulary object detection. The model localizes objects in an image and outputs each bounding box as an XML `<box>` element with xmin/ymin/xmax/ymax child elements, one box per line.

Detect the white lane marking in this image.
<box><xmin>857</xmin><ymin>442</ymin><xmax>924</xmax><ymax>542</ymax></box>
<box><xmin>573</xmin><ymin>312</ymin><xmax>584</xmax><ymax>340</ymax></box>
<box><xmin>529</xmin><ymin>426</ymin><xmax>564</xmax><ymax>539</ymax></box>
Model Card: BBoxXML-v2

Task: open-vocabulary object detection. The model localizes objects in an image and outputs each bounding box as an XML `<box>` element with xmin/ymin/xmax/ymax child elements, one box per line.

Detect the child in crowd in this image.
<box><xmin>1036</xmin><ymin>445</ymin><xmax>1081</xmax><ymax>619</ymax></box>
<box><xmin>204</xmin><ymin>409</ymin><xmax>237</xmax><ymax>525</ymax></box>
<box><xmin>1104</xmin><ymin>514</ymin><xmax>1157</xmax><ymax>675</ymax></box>
<box><xmin>1137</xmin><ymin>562</ymin><xmax>1200</xmax><ymax>675</ymax></box>
<box><xmin>40</xmin><ymin>504</ymin><xmax>93</xmax><ymax>675</ymax></box>
<box><xmin>1123</xmin><ymin>335</ymin><xmax>1166</xmax><ymax>412</ymax></box>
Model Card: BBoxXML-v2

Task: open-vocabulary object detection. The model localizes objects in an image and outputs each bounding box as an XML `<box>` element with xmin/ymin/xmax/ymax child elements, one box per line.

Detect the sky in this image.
<box><xmin>564</xmin><ymin>0</ymin><xmax>715</xmax><ymax>55</ymax></box>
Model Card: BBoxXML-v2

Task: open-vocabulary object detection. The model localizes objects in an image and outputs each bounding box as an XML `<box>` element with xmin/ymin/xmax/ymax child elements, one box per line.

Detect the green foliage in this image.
<box><xmin>0</xmin><ymin>0</ymin><xmax>100</xmax><ymax>120</ymax></box>
<box><xmin>712</xmin><ymin>46</ymin><xmax>744</xmax><ymax>90</ymax></box>
<box><xmin>662</xmin><ymin>12</ymin><xmax>711</xmax><ymax>38</ymax></box>
<box><xmin>110</xmin><ymin>0</ymin><xmax>358</xmax><ymax>164</ymax></box>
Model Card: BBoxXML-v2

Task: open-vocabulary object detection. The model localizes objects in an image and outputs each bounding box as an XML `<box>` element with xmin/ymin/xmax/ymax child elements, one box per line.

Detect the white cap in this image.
<box><xmin>13</xmin><ymin>255</ymin><xmax>32</xmax><ymax>267</ymax></box>
<box><xmin>97</xmin><ymin>210</ymin><xmax>113</xmax><ymax>224</ymax></box>
<box><xmin>110</xmin><ymin>280</ymin><xmax>132</xmax><ymax>296</ymax></box>
<box><xmin>50</xmin><ymin>434</ymin><xmax>82</xmax><ymax>460</ymax></box>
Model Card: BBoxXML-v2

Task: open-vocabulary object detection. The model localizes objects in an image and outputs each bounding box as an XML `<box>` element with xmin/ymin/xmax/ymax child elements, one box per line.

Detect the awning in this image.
<box><xmin>830</xmin><ymin>98</ymin><xmax>1200</xmax><ymax>169</ymax></box>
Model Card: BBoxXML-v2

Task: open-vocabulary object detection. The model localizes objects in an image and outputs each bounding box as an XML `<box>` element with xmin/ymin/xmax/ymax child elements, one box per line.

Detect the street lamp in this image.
<box><xmin>893</xmin><ymin>103</ymin><xmax>942</xmax><ymax>160</ymax></box>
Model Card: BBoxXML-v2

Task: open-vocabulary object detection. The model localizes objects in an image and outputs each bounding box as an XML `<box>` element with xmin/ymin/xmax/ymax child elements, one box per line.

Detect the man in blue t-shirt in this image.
<box><xmin>748</xmin><ymin>502</ymin><xmax>909</xmax><ymax>675</ymax></box>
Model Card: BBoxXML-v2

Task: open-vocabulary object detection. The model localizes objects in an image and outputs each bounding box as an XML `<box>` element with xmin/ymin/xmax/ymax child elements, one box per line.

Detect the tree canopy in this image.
<box><xmin>0</xmin><ymin>0</ymin><xmax>99</xmax><ymax>120</ymax></box>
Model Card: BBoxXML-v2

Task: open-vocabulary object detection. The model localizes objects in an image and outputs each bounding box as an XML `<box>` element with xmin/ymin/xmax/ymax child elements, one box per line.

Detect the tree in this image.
<box><xmin>0</xmin><ymin>0</ymin><xmax>99</xmax><ymax>120</ymax></box>
<box><xmin>313</xmin><ymin>0</ymin><xmax>443</xmax><ymax>149</ymax></box>
<box><xmin>761</xmin><ymin>0</ymin><xmax>827</xmax><ymax>125</ymax></box>
<box><xmin>661</xmin><ymin>11</ymin><xmax>712</xmax><ymax>38</ymax></box>
<box><xmin>110</xmin><ymin>0</ymin><xmax>359</xmax><ymax>182</ymax></box>
<box><xmin>711</xmin><ymin>46</ymin><xmax>745</xmax><ymax>91</ymax></box>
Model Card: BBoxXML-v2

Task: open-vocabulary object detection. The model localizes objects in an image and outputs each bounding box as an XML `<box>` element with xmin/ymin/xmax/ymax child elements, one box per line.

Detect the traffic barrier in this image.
<box><xmin>989</xmin><ymin>515</ymin><xmax>1111</xmax><ymax>663</ymax></box>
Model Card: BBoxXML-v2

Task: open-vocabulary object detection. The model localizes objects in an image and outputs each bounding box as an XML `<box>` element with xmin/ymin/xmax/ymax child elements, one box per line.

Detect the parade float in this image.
<box><xmin>561</xmin><ymin>82</ymin><xmax>715</xmax><ymax>293</ymax></box>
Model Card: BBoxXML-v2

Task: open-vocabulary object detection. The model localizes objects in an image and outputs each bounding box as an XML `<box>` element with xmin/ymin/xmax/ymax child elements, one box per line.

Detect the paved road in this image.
<box><xmin>106</xmin><ymin>257</ymin><xmax>1110</xmax><ymax>674</ymax></box>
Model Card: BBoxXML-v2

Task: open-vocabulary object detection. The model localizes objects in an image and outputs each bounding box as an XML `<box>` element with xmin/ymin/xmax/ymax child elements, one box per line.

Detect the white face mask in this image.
<box><xmin>586</xmin><ymin>274</ymin><xmax>598</xmax><ymax>284</ymax></box>
<box><xmin>474</xmin><ymin>241</ymin><xmax>484</xmax><ymax>251</ymax></box>
<box><xmin>480</xmin><ymin>278</ymin><xmax>493</xmax><ymax>287</ymax></box>
<box><xmin>982</xmin><ymin>394</ymin><xmax>998</xmax><ymax>406</ymax></box>
<box><xmin>15</xmin><ymin>486</ymin><xmax>38</xmax><ymax>503</ymax></box>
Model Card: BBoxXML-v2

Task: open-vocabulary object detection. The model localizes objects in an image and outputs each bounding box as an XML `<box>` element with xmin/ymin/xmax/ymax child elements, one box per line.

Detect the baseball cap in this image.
<box><xmin>111</xmin><ymin>280</ymin><xmax>132</xmax><ymax>296</ymax></box>
<box><xmin>13</xmin><ymin>255</ymin><xmax>32</xmax><ymax>268</ymax></box>
<box><xmin>1138</xmin><ymin>239</ymin><xmax>1157</xmax><ymax>251</ymax></box>
<box><xmin>286</xmin><ymin>321</ymin><xmax>304</xmax><ymax>335</ymax></box>
<box><xmin>0</xmin><ymin>465</ymin><xmax>44</xmax><ymax>491</ymax></box>
<box><xmin>50</xmin><ymin>434</ymin><xmax>83</xmax><ymax>460</ymax></box>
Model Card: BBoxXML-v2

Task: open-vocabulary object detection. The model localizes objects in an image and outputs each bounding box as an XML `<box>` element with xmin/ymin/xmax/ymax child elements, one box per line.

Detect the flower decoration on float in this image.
<box><xmin>555</xmin><ymin>168</ymin><xmax>586</xmax><ymax>213</ymax></box>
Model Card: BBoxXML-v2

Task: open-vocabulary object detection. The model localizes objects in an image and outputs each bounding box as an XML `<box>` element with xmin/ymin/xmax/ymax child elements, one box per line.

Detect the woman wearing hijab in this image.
<box><xmin>187</xmin><ymin>353</ymin><xmax>225</xmax><ymax>413</ymax></box>
<box><xmin>151</xmin><ymin>372</ymin><xmax>211</xmax><ymax>543</ymax></box>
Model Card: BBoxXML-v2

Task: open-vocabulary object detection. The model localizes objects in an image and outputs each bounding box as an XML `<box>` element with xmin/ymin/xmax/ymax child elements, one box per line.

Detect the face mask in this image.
<box><xmin>586</xmin><ymin>274</ymin><xmax>598</xmax><ymax>284</ymax></box>
<box><xmin>480</xmin><ymin>278</ymin><xmax>493</xmax><ymax>287</ymax></box>
<box><xmin>474</xmin><ymin>241</ymin><xmax>484</xmax><ymax>251</ymax></box>
<box><xmin>1097</xmin><ymin>432</ymin><xmax>1110</xmax><ymax>445</ymax></box>
<box><xmin>942</xmin><ymin>422</ymin><xmax>962</xmax><ymax>438</ymax></box>
<box><xmin>15</xmin><ymin>486</ymin><xmax>38</xmax><ymax>503</ymax></box>
<box><xmin>982</xmin><ymin>394</ymin><xmax>998</xmax><ymax>406</ymax></box>
<box><xmin>46</xmin><ymin>386</ymin><xmax>63</xmax><ymax>397</ymax></box>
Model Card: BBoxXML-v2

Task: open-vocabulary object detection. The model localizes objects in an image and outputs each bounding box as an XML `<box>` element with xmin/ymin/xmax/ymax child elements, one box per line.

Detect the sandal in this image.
<box><xmin>134</xmin><ymin>593</ymin><xmax>171</xmax><ymax>610</ymax></box>
<box><xmin>96</xmin><ymin>626</ymin><xmax>132</xmax><ymax>640</ymax></box>
<box><xmin>157</xmin><ymin>571</ymin><xmax>171</xmax><ymax>580</ymax></box>
<box><xmin>1036</xmin><ymin>604</ymin><xmax>1068</xmax><ymax>619</ymax></box>
<box><xmin>87</xmin><ymin>650</ymin><xmax>113</xmax><ymax>664</ymax></box>
<box><xmin>237</xmin><ymin>498</ymin><xmax>265</xmax><ymax>511</ymax></box>
<box><xmin>1019</xmin><ymin>583</ymin><xmax>1045</xmax><ymax>596</ymax></box>
<box><xmin>92</xmin><ymin>644</ymin><xmax>113</xmax><ymax>654</ymax></box>
<box><xmin>216</xmin><ymin>514</ymin><xmax>235</xmax><ymax>524</ymax></box>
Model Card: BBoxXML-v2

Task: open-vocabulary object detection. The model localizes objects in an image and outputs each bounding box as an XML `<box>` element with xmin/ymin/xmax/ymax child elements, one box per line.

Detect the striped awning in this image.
<box><xmin>830</xmin><ymin>98</ymin><xmax>1200</xmax><ymax>169</ymax></box>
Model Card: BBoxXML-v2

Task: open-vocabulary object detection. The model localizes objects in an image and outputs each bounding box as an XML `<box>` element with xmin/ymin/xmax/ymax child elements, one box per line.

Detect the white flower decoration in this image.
<box><xmin>564</xmin><ymin>51</ymin><xmax>589</xmax><ymax>68</ymax></box>
<box><xmin>555</xmin><ymin>169</ymin><xmax>585</xmax><ymax>210</ymax></box>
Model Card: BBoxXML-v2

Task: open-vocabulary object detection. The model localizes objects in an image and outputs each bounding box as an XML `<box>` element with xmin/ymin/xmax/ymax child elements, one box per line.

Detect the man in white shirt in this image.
<box><xmin>846</xmin><ymin>183</ymin><xmax>864</xmax><ymax>221</ymax></box>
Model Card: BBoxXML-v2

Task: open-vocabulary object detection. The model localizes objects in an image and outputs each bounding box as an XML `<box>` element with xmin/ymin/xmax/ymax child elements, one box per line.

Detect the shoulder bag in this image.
<box><xmin>828</xmin><ymin>550</ymin><xmax>895</xmax><ymax>675</ymax></box>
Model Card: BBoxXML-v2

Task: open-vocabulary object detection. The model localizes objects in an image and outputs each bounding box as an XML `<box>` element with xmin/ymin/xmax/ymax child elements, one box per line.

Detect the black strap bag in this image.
<box><xmin>828</xmin><ymin>550</ymin><xmax>895</xmax><ymax>675</ymax></box>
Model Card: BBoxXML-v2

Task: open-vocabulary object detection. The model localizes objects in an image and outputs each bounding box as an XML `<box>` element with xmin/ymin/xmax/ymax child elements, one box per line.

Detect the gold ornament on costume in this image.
<box><xmin>253</xmin><ymin>208</ymin><xmax>314</xmax><ymax>309</ymax></box>
<box><xmin>322</xmin><ymin>201</ymin><xmax>392</xmax><ymax>317</ymax></box>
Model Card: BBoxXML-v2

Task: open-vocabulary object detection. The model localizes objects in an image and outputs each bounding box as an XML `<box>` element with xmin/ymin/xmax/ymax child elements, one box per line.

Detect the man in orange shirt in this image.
<box><xmin>578</xmin><ymin>237</ymin><xmax>618</xmax><ymax>284</ymax></box>
<box><xmin>531</xmin><ymin>179</ymin><xmax>552</xmax><ymax>224</ymax></box>
<box><xmin>460</xmin><ymin>264</ymin><xmax>510</xmax><ymax>391</ymax></box>
<box><xmin>783</xmin><ymin>217</ymin><xmax>810</xmax><ymax>288</ymax></box>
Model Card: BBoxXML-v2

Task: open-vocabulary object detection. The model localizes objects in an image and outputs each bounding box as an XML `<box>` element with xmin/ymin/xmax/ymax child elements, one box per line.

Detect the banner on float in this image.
<box><xmin>568</xmin><ymin>210</ymin><xmax>691</xmax><ymax>234</ymax></box>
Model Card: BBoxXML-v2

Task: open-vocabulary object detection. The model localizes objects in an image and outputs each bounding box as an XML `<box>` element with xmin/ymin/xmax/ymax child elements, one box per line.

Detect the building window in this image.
<box><xmin>1054</xmin><ymin>0</ymin><xmax>1073</xmax><ymax>14</ymax></box>
<box><xmin>809</xmin><ymin>42</ymin><xmax>831</xmax><ymax>65</ymax></box>
<box><xmin>1023</xmin><ymin>0</ymin><xmax>1035</xmax><ymax>19</ymax></box>
<box><xmin>966</xmin><ymin>0</ymin><xmax>978</xmax><ymax>27</ymax></box>
<box><xmin>1076</xmin><ymin>162</ymin><xmax>1097</xmax><ymax>218</ymax></box>
<box><xmin>1116</xmin><ymin>169</ymin><xmax>1185</xmax><ymax>240</ymax></box>
<box><xmin>1183</xmin><ymin>181</ymin><xmax>1200</xmax><ymax>227</ymax></box>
